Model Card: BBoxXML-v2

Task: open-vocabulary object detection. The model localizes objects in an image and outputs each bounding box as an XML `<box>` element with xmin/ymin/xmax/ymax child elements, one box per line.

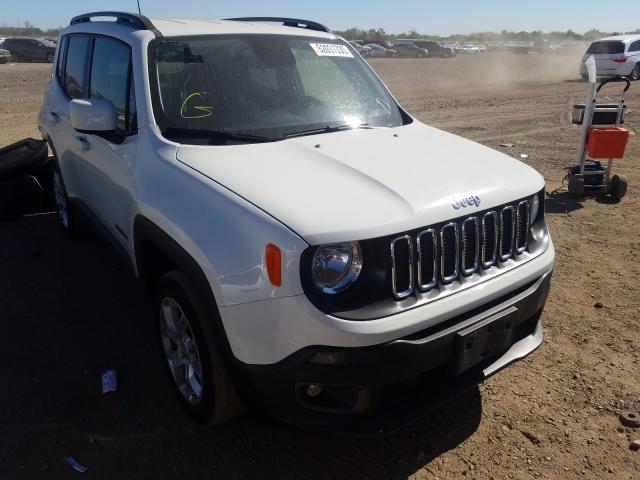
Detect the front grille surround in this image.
<box><xmin>416</xmin><ymin>229</ymin><xmax>438</xmax><ymax>292</ymax></box>
<box><xmin>516</xmin><ymin>201</ymin><xmax>530</xmax><ymax>253</ymax></box>
<box><xmin>481</xmin><ymin>211</ymin><xmax>499</xmax><ymax>268</ymax></box>
<box><xmin>461</xmin><ymin>217</ymin><xmax>480</xmax><ymax>276</ymax></box>
<box><xmin>499</xmin><ymin>206</ymin><xmax>516</xmax><ymax>262</ymax></box>
<box><xmin>390</xmin><ymin>235</ymin><xmax>414</xmax><ymax>300</ymax></box>
<box><xmin>439</xmin><ymin>223</ymin><xmax>460</xmax><ymax>284</ymax></box>
<box><xmin>389</xmin><ymin>199</ymin><xmax>534</xmax><ymax>300</ymax></box>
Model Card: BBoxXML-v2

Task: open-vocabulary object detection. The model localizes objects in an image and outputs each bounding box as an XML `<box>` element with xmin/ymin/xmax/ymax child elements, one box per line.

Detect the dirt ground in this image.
<box><xmin>0</xmin><ymin>51</ymin><xmax>639</xmax><ymax>479</ymax></box>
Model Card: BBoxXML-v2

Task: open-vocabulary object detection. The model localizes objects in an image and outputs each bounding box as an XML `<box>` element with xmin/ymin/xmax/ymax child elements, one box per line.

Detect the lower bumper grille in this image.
<box><xmin>390</xmin><ymin>200</ymin><xmax>531</xmax><ymax>299</ymax></box>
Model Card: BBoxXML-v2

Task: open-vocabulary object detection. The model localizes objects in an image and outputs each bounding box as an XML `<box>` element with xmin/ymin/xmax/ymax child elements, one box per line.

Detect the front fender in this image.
<box><xmin>133</xmin><ymin>129</ymin><xmax>309</xmax><ymax>308</ymax></box>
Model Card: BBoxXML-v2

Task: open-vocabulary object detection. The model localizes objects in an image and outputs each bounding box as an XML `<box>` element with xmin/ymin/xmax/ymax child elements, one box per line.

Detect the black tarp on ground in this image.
<box><xmin>0</xmin><ymin>138</ymin><xmax>53</xmax><ymax>219</ymax></box>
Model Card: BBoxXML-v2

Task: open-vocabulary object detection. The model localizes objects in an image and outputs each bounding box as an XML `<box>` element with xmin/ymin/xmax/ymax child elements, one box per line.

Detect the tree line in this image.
<box><xmin>0</xmin><ymin>23</ymin><xmax>62</xmax><ymax>38</ymax></box>
<box><xmin>333</xmin><ymin>27</ymin><xmax>640</xmax><ymax>43</ymax></box>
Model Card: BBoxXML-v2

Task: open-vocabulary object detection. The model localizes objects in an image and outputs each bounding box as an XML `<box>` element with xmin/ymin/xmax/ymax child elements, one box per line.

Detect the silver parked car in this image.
<box><xmin>349</xmin><ymin>41</ymin><xmax>372</xmax><ymax>57</ymax></box>
<box><xmin>364</xmin><ymin>43</ymin><xmax>398</xmax><ymax>57</ymax></box>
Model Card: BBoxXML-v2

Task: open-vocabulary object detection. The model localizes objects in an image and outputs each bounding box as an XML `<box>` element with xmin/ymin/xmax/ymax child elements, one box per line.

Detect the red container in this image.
<box><xmin>586</xmin><ymin>127</ymin><xmax>630</xmax><ymax>159</ymax></box>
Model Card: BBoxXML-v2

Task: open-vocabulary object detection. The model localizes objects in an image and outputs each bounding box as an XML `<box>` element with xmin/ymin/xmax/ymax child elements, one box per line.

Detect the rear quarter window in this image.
<box><xmin>587</xmin><ymin>41</ymin><xmax>625</xmax><ymax>54</ymax></box>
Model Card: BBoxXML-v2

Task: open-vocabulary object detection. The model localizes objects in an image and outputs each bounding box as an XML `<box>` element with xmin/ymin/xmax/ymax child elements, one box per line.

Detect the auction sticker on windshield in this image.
<box><xmin>310</xmin><ymin>43</ymin><xmax>354</xmax><ymax>58</ymax></box>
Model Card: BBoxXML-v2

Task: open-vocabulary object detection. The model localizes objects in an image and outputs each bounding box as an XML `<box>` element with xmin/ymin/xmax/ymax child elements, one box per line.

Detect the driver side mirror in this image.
<box><xmin>70</xmin><ymin>98</ymin><xmax>125</xmax><ymax>144</ymax></box>
<box><xmin>70</xmin><ymin>98</ymin><xmax>117</xmax><ymax>133</ymax></box>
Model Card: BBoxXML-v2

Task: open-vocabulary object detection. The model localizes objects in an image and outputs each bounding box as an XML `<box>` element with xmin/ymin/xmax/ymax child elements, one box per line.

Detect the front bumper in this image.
<box><xmin>238</xmin><ymin>270</ymin><xmax>552</xmax><ymax>433</ymax></box>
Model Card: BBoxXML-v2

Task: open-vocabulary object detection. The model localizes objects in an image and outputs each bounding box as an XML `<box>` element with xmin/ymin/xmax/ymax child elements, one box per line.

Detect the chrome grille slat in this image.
<box><xmin>390</xmin><ymin>235</ymin><xmax>414</xmax><ymax>299</ymax></box>
<box><xmin>516</xmin><ymin>201</ymin><xmax>530</xmax><ymax>253</ymax></box>
<box><xmin>461</xmin><ymin>217</ymin><xmax>480</xmax><ymax>275</ymax></box>
<box><xmin>481</xmin><ymin>211</ymin><xmax>498</xmax><ymax>268</ymax></box>
<box><xmin>417</xmin><ymin>229</ymin><xmax>438</xmax><ymax>291</ymax></box>
<box><xmin>440</xmin><ymin>223</ymin><xmax>459</xmax><ymax>283</ymax></box>
<box><xmin>499</xmin><ymin>206</ymin><xmax>516</xmax><ymax>261</ymax></box>
<box><xmin>388</xmin><ymin>200</ymin><xmax>532</xmax><ymax>300</ymax></box>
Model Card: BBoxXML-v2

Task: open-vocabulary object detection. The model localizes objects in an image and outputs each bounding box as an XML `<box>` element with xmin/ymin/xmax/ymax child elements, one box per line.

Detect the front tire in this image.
<box><xmin>156</xmin><ymin>270</ymin><xmax>243</xmax><ymax>425</ymax></box>
<box><xmin>47</xmin><ymin>52</ymin><xmax>55</xmax><ymax>63</ymax></box>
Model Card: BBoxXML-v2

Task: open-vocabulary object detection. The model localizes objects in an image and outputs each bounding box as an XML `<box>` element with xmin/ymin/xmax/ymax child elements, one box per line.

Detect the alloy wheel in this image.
<box><xmin>159</xmin><ymin>297</ymin><xmax>204</xmax><ymax>405</ymax></box>
<box><xmin>53</xmin><ymin>171</ymin><xmax>70</xmax><ymax>229</ymax></box>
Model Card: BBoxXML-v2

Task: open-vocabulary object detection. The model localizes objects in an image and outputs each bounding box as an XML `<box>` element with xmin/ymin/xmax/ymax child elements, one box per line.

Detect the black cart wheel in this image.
<box><xmin>568</xmin><ymin>175</ymin><xmax>584</xmax><ymax>198</ymax></box>
<box><xmin>611</xmin><ymin>174</ymin><xmax>628</xmax><ymax>200</ymax></box>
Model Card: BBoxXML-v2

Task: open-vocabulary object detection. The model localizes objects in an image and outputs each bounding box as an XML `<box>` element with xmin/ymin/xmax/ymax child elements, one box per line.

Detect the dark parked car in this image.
<box><xmin>413</xmin><ymin>40</ymin><xmax>456</xmax><ymax>58</ymax></box>
<box><xmin>393</xmin><ymin>43</ymin><xmax>429</xmax><ymax>58</ymax></box>
<box><xmin>2</xmin><ymin>37</ymin><xmax>56</xmax><ymax>63</ymax></box>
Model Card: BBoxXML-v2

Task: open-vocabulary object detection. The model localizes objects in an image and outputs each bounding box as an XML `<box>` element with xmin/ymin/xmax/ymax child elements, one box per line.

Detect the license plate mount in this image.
<box><xmin>452</xmin><ymin>306</ymin><xmax>518</xmax><ymax>375</ymax></box>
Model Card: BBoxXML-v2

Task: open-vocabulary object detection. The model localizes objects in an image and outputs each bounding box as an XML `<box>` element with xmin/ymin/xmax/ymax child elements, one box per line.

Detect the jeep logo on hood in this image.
<box><xmin>452</xmin><ymin>195</ymin><xmax>481</xmax><ymax>210</ymax></box>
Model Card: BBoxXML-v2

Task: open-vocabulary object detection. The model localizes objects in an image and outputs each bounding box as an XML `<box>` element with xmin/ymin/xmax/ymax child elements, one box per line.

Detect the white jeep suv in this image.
<box><xmin>39</xmin><ymin>12</ymin><xmax>554</xmax><ymax>431</ymax></box>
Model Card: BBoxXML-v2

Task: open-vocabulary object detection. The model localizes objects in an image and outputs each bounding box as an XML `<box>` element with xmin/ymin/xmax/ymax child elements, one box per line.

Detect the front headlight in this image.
<box><xmin>529</xmin><ymin>192</ymin><xmax>540</xmax><ymax>225</ymax></box>
<box><xmin>311</xmin><ymin>241</ymin><xmax>363</xmax><ymax>294</ymax></box>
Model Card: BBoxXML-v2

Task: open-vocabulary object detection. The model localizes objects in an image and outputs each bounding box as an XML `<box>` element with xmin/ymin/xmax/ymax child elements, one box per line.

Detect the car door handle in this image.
<box><xmin>47</xmin><ymin>111</ymin><xmax>59</xmax><ymax>124</ymax></box>
<box><xmin>74</xmin><ymin>135</ymin><xmax>91</xmax><ymax>152</ymax></box>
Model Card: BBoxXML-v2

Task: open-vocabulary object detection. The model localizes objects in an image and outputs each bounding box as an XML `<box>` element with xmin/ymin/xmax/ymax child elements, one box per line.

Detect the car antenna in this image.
<box><xmin>136</xmin><ymin>0</ymin><xmax>142</xmax><ymax>14</ymax></box>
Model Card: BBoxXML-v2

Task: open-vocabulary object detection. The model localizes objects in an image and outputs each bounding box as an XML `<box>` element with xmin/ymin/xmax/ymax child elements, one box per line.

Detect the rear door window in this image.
<box><xmin>64</xmin><ymin>36</ymin><xmax>90</xmax><ymax>99</ymax></box>
<box><xmin>629</xmin><ymin>41</ymin><xmax>640</xmax><ymax>52</ymax></box>
<box><xmin>587</xmin><ymin>41</ymin><xmax>625</xmax><ymax>54</ymax></box>
<box><xmin>89</xmin><ymin>37</ymin><xmax>136</xmax><ymax>134</ymax></box>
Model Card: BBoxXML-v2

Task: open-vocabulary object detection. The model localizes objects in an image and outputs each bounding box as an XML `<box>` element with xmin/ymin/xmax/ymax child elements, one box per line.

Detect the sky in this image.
<box><xmin>3</xmin><ymin>0</ymin><xmax>639</xmax><ymax>35</ymax></box>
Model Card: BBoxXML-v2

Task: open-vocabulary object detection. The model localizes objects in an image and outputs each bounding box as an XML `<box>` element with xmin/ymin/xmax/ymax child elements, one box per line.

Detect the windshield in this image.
<box><xmin>150</xmin><ymin>35</ymin><xmax>405</xmax><ymax>145</ymax></box>
<box><xmin>587</xmin><ymin>41</ymin><xmax>625</xmax><ymax>54</ymax></box>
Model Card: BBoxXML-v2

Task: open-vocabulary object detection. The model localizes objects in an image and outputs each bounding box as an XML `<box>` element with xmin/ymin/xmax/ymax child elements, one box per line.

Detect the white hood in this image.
<box><xmin>176</xmin><ymin>122</ymin><xmax>544</xmax><ymax>245</ymax></box>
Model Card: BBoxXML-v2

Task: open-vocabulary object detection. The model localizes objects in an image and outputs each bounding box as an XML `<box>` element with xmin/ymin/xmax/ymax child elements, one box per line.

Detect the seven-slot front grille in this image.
<box><xmin>390</xmin><ymin>200</ymin><xmax>531</xmax><ymax>300</ymax></box>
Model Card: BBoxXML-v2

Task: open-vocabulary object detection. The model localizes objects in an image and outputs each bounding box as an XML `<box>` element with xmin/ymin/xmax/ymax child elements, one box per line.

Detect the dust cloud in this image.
<box><xmin>369</xmin><ymin>47</ymin><xmax>586</xmax><ymax>97</ymax></box>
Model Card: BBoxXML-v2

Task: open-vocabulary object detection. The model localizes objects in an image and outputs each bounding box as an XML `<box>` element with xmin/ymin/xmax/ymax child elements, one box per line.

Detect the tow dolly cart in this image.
<box><xmin>567</xmin><ymin>76</ymin><xmax>631</xmax><ymax>200</ymax></box>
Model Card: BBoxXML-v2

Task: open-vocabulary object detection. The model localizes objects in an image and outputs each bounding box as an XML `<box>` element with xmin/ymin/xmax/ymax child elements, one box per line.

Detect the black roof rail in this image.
<box><xmin>69</xmin><ymin>11</ymin><xmax>162</xmax><ymax>37</ymax></box>
<box><xmin>224</xmin><ymin>17</ymin><xmax>329</xmax><ymax>33</ymax></box>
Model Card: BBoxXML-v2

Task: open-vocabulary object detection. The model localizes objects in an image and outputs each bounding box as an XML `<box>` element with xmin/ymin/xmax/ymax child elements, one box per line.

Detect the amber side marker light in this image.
<box><xmin>265</xmin><ymin>244</ymin><xmax>282</xmax><ymax>287</ymax></box>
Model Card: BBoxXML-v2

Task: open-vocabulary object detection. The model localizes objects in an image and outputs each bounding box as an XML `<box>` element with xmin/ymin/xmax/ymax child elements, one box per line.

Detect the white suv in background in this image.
<box><xmin>39</xmin><ymin>12</ymin><xmax>554</xmax><ymax>432</ymax></box>
<box><xmin>581</xmin><ymin>34</ymin><xmax>640</xmax><ymax>81</ymax></box>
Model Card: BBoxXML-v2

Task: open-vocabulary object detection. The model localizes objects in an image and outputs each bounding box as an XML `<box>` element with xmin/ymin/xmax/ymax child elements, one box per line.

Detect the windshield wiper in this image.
<box><xmin>162</xmin><ymin>127</ymin><xmax>281</xmax><ymax>144</ymax></box>
<box><xmin>284</xmin><ymin>124</ymin><xmax>373</xmax><ymax>139</ymax></box>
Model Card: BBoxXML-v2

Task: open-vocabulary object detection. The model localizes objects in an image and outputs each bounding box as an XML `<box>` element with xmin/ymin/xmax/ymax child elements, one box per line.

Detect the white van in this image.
<box><xmin>581</xmin><ymin>35</ymin><xmax>640</xmax><ymax>80</ymax></box>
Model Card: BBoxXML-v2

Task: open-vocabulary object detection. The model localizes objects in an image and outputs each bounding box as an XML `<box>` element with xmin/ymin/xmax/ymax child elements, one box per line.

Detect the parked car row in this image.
<box><xmin>350</xmin><ymin>39</ymin><xmax>460</xmax><ymax>58</ymax></box>
<box><xmin>0</xmin><ymin>37</ymin><xmax>57</xmax><ymax>63</ymax></box>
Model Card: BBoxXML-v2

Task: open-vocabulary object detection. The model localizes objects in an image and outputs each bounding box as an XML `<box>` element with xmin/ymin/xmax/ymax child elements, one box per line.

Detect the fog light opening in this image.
<box><xmin>306</xmin><ymin>384</ymin><xmax>323</xmax><ymax>397</ymax></box>
<box><xmin>297</xmin><ymin>383</ymin><xmax>371</xmax><ymax>414</ymax></box>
